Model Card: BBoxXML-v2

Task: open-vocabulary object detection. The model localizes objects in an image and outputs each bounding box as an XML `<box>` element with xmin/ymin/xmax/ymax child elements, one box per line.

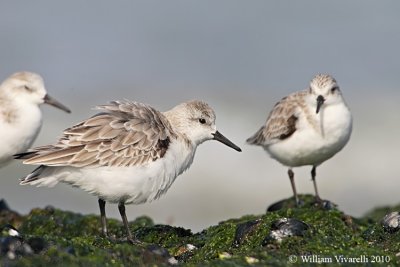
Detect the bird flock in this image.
<box><xmin>1</xmin><ymin>71</ymin><xmax>352</xmax><ymax>243</ymax></box>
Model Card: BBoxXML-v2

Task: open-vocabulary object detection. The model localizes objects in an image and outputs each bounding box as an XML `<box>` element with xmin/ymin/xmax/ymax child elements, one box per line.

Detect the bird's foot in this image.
<box><xmin>314</xmin><ymin>195</ymin><xmax>323</xmax><ymax>205</ymax></box>
<box><xmin>294</xmin><ymin>197</ymin><xmax>304</xmax><ymax>208</ymax></box>
<box><xmin>100</xmin><ymin>232</ymin><xmax>117</xmax><ymax>243</ymax></box>
<box><xmin>112</xmin><ymin>236</ymin><xmax>143</xmax><ymax>245</ymax></box>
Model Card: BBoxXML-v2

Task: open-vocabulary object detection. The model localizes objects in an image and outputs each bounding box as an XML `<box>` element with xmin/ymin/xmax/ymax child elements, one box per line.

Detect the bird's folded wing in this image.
<box><xmin>247</xmin><ymin>93</ymin><xmax>301</xmax><ymax>145</ymax></box>
<box><xmin>16</xmin><ymin>100</ymin><xmax>176</xmax><ymax>167</ymax></box>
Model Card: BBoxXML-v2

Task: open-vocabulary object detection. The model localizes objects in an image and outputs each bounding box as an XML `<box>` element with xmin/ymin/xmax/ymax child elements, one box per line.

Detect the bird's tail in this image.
<box><xmin>20</xmin><ymin>165</ymin><xmax>60</xmax><ymax>187</ymax></box>
<box><xmin>246</xmin><ymin>126</ymin><xmax>266</xmax><ymax>145</ymax></box>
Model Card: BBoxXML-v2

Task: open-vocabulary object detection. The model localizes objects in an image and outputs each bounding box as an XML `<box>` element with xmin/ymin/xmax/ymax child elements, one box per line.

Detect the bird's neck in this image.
<box><xmin>10</xmin><ymin>100</ymin><xmax>42</xmax><ymax>127</ymax></box>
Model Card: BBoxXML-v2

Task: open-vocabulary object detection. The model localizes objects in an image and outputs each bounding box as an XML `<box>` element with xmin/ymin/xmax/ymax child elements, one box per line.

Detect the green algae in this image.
<box><xmin>1</xmin><ymin>195</ymin><xmax>400</xmax><ymax>266</ymax></box>
<box><xmin>363</xmin><ymin>204</ymin><xmax>400</xmax><ymax>222</ymax></box>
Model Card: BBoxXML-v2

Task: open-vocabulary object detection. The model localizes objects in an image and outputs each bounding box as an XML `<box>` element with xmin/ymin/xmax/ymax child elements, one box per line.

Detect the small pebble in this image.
<box><xmin>27</xmin><ymin>237</ymin><xmax>47</xmax><ymax>254</ymax></box>
<box><xmin>143</xmin><ymin>244</ymin><xmax>178</xmax><ymax>265</ymax></box>
<box><xmin>1</xmin><ymin>224</ymin><xmax>21</xmax><ymax>237</ymax></box>
<box><xmin>147</xmin><ymin>244</ymin><xmax>170</xmax><ymax>258</ymax></box>
<box><xmin>232</xmin><ymin>219</ymin><xmax>262</xmax><ymax>248</ymax></box>
<box><xmin>320</xmin><ymin>200</ymin><xmax>335</xmax><ymax>210</ymax></box>
<box><xmin>219</xmin><ymin>252</ymin><xmax>232</xmax><ymax>259</ymax></box>
<box><xmin>175</xmin><ymin>243</ymin><xmax>197</xmax><ymax>261</ymax></box>
<box><xmin>245</xmin><ymin>256</ymin><xmax>259</xmax><ymax>264</ymax></box>
<box><xmin>263</xmin><ymin>218</ymin><xmax>309</xmax><ymax>245</ymax></box>
<box><xmin>382</xmin><ymin>211</ymin><xmax>400</xmax><ymax>233</ymax></box>
<box><xmin>0</xmin><ymin>236</ymin><xmax>32</xmax><ymax>260</ymax></box>
<box><xmin>0</xmin><ymin>224</ymin><xmax>47</xmax><ymax>259</ymax></box>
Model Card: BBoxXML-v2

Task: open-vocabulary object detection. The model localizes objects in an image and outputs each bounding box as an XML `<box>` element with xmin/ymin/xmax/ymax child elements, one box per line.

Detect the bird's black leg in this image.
<box><xmin>98</xmin><ymin>198</ymin><xmax>108</xmax><ymax>237</ymax></box>
<box><xmin>311</xmin><ymin>166</ymin><xmax>322</xmax><ymax>203</ymax></box>
<box><xmin>288</xmin><ymin>168</ymin><xmax>300</xmax><ymax>206</ymax></box>
<box><xmin>118</xmin><ymin>202</ymin><xmax>140</xmax><ymax>244</ymax></box>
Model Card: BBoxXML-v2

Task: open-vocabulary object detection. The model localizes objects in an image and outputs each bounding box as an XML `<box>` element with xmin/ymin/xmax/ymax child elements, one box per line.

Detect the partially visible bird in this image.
<box><xmin>16</xmin><ymin>99</ymin><xmax>241</xmax><ymax>243</ymax></box>
<box><xmin>0</xmin><ymin>72</ymin><xmax>70</xmax><ymax>167</ymax></box>
<box><xmin>247</xmin><ymin>74</ymin><xmax>352</xmax><ymax>205</ymax></box>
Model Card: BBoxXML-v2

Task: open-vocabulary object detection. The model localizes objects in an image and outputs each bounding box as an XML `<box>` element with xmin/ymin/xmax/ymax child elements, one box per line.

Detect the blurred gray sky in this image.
<box><xmin>1</xmin><ymin>1</ymin><xmax>400</xmax><ymax>232</ymax></box>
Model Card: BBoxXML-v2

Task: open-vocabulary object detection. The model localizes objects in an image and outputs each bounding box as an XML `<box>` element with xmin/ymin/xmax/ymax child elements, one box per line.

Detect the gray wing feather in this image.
<box><xmin>20</xmin><ymin>100</ymin><xmax>175</xmax><ymax>168</ymax></box>
<box><xmin>247</xmin><ymin>91</ymin><xmax>304</xmax><ymax>145</ymax></box>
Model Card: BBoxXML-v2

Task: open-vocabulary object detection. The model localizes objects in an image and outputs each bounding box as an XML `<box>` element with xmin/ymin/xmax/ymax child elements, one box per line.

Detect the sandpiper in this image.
<box><xmin>247</xmin><ymin>74</ymin><xmax>352</xmax><ymax>205</ymax></box>
<box><xmin>17</xmin><ymin>100</ymin><xmax>241</xmax><ymax>243</ymax></box>
<box><xmin>0</xmin><ymin>72</ymin><xmax>70</xmax><ymax>168</ymax></box>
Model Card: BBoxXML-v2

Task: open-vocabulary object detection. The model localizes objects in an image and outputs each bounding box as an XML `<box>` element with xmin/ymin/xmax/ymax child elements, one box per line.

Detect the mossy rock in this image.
<box><xmin>1</xmin><ymin>195</ymin><xmax>400</xmax><ymax>266</ymax></box>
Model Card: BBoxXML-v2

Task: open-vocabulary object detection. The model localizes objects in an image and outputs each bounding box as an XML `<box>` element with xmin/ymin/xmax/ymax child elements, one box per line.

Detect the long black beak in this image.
<box><xmin>44</xmin><ymin>94</ymin><xmax>71</xmax><ymax>113</ymax></box>
<box><xmin>316</xmin><ymin>95</ymin><xmax>325</xmax><ymax>114</ymax></box>
<box><xmin>212</xmin><ymin>131</ymin><xmax>242</xmax><ymax>152</ymax></box>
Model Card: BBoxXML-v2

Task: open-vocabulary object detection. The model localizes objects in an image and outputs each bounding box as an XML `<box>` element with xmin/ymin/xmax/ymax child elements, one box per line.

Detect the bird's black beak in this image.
<box><xmin>212</xmin><ymin>131</ymin><xmax>242</xmax><ymax>152</ymax></box>
<box><xmin>44</xmin><ymin>94</ymin><xmax>71</xmax><ymax>113</ymax></box>
<box><xmin>316</xmin><ymin>95</ymin><xmax>325</xmax><ymax>114</ymax></box>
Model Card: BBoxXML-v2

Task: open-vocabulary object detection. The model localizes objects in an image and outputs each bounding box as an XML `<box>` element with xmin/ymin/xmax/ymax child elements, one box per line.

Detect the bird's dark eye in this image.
<box><xmin>24</xmin><ymin>85</ymin><xmax>33</xmax><ymax>92</ymax></box>
<box><xmin>199</xmin><ymin>118</ymin><xmax>206</xmax><ymax>124</ymax></box>
<box><xmin>331</xmin><ymin>87</ymin><xmax>339</xmax><ymax>93</ymax></box>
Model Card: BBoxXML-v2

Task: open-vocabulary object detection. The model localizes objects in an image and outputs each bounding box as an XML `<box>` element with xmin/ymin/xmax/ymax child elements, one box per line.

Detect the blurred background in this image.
<box><xmin>1</xmin><ymin>1</ymin><xmax>399</xmax><ymax>232</ymax></box>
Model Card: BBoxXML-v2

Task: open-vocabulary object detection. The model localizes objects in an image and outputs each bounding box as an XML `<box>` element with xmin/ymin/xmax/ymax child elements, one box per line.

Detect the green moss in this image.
<box><xmin>363</xmin><ymin>204</ymin><xmax>400</xmax><ymax>222</ymax></box>
<box><xmin>2</xmin><ymin>195</ymin><xmax>400</xmax><ymax>266</ymax></box>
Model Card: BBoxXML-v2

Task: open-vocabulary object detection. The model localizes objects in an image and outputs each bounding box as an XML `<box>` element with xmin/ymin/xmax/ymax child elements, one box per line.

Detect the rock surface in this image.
<box><xmin>1</xmin><ymin>195</ymin><xmax>400</xmax><ymax>266</ymax></box>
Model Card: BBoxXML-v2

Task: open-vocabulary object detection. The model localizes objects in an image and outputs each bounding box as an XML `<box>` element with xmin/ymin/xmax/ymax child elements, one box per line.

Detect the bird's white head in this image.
<box><xmin>0</xmin><ymin>72</ymin><xmax>70</xmax><ymax>113</ymax></box>
<box><xmin>308</xmin><ymin>74</ymin><xmax>344</xmax><ymax>114</ymax></box>
<box><xmin>165</xmin><ymin>100</ymin><xmax>241</xmax><ymax>151</ymax></box>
